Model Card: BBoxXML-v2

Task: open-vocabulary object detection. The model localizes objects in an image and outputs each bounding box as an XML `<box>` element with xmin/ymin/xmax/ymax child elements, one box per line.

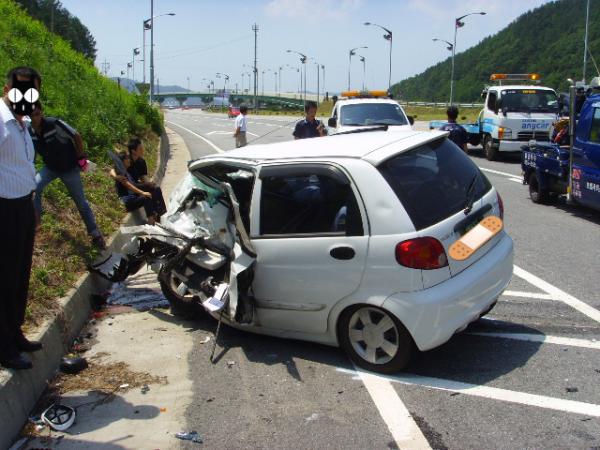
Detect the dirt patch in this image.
<box><xmin>51</xmin><ymin>353</ymin><xmax>168</xmax><ymax>395</ymax></box>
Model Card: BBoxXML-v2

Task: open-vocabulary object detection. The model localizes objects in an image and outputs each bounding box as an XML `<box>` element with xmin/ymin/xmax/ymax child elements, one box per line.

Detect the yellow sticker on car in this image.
<box><xmin>449</xmin><ymin>216</ymin><xmax>503</xmax><ymax>261</ymax></box>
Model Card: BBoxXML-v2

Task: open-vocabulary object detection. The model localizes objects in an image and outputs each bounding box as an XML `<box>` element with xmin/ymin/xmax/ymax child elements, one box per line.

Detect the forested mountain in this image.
<box><xmin>14</xmin><ymin>0</ymin><xmax>96</xmax><ymax>60</ymax></box>
<box><xmin>391</xmin><ymin>0</ymin><xmax>599</xmax><ymax>102</ymax></box>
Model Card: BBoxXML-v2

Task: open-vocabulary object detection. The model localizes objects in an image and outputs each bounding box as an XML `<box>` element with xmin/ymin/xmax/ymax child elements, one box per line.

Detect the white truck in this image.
<box><xmin>430</xmin><ymin>74</ymin><xmax>560</xmax><ymax>160</ymax></box>
<box><xmin>327</xmin><ymin>90</ymin><xmax>413</xmax><ymax>135</ymax></box>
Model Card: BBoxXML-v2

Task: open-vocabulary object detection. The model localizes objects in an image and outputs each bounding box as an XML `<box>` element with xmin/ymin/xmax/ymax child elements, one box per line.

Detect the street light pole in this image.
<box><xmin>287</xmin><ymin>50</ymin><xmax>307</xmax><ymax>106</ymax></box>
<box><xmin>321</xmin><ymin>65</ymin><xmax>325</xmax><ymax>99</ymax></box>
<box><xmin>364</xmin><ymin>22</ymin><xmax>392</xmax><ymax>91</ymax></box>
<box><xmin>314</xmin><ymin>62</ymin><xmax>320</xmax><ymax>104</ymax></box>
<box><xmin>132</xmin><ymin>47</ymin><xmax>140</xmax><ymax>82</ymax></box>
<box><xmin>358</xmin><ymin>56</ymin><xmax>366</xmax><ymax>91</ymax></box>
<box><xmin>147</xmin><ymin>8</ymin><xmax>175</xmax><ymax>103</ymax></box>
<box><xmin>450</xmin><ymin>11</ymin><xmax>486</xmax><ymax>105</ymax></box>
<box><xmin>348</xmin><ymin>46</ymin><xmax>368</xmax><ymax>91</ymax></box>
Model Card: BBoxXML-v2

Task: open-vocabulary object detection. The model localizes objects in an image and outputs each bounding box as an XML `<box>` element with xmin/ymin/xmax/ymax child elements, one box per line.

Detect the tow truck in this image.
<box><xmin>521</xmin><ymin>79</ymin><xmax>600</xmax><ymax>212</ymax></box>
<box><xmin>327</xmin><ymin>90</ymin><xmax>413</xmax><ymax>135</ymax></box>
<box><xmin>430</xmin><ymin>74</ymin><xmax>560</xmax><ymax>160</ymax></box>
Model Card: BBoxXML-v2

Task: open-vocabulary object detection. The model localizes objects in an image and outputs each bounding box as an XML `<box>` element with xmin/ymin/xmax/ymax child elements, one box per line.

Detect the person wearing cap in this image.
<box><xmin>29</xmin><ymin>102</ymin><xmax>106</xmax><ymax>249</ymax></box>
<box><xmin>0</xmin><ymin>67</ymin><xmax>43</xmax><ymax>370</ymax></box>
<box><xmin>439</xmin><ymin>105</ymin><xmax>468</xmax><ymax>153</ymax></box>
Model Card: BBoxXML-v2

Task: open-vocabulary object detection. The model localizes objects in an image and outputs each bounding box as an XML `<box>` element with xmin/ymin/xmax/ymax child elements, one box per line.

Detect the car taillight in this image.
<box><xmin>497</xmin><ymin>192</ymin><xmax>504</xmax><ymax>220</ymax></box>
<box><xmin>395</xmin><ymin>237</ymin><xmax>448</xmax><ymax>270</ymax></box>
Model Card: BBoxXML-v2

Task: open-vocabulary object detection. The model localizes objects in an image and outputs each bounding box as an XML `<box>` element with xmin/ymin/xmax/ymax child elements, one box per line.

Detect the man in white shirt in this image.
<box><xmin>233</xmin><ymin>105</ymin><xmax>248</xmax><ymax>148</ymax></box>
<box><xmin>0</xmin><ymin>67</ymin><xmax>43</xmax><ymax>370</ymax></box>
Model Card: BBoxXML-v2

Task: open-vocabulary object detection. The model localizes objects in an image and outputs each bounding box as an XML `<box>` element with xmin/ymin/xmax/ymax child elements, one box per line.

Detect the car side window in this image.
<box><xmin>487</xmin><ymin>92</ymin><xmax>497</xmax><ymax>112</ymax></box>
<box><xmin>259</xmin><ymin>165</ymin><xmax>363</xmax><ymax>237</ymax></box>
<box><xmin>589</xmin><ymin>108</ymin><xmax>600</xmax><ymax>144</ymax></box>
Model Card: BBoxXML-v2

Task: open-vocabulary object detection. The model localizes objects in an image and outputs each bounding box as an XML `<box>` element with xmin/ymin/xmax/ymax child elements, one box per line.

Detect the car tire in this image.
<box><xmin>338</xmin><ymin>305</ymin><xmax>414</xmax><ymax>374</ymax></box>
<box><xmin>528</xmin><ymin>172</ymin><xmax>549</xmax><ymax>204</ymax></box>
<box><xmin>484</xmin><ymin>135</ymin><xmax>498</xmax><ymax>161</ymax></box>
<box><xmin>159</xmin><ymin>269</ymin><xmax>203</xmax><ymax>317</ymax></box>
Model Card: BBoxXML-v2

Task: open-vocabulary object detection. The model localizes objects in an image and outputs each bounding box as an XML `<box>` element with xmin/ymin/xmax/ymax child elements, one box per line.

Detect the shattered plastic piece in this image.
<box><xmin>89</xmin><ymin>253</ymin><xmax>130</xmax><ymax>282</ymax></box>
<box><xmin>41</xmin><ymin>404</ymin><xmax>76</xmax><ymax>431</ymax></box>
<box><xmin>200</xmin><ymin>336</ymin><xmax>211</xmax><ymax>344</ymax></box>
<box><xmin>566</xmin><ymin>387</ymin><xmax>579</xmax><ymax>393</ymax></box>
<box><xmin>203</xmin><ymin>283</ymin><xmax>228</xmax><ymax>313</ymax></box>
<box><xmin>119</xmin><ymin>383</ymin><xmax>130</xmax><ymax>389</ymax></box>
<box><xmin>226</xmin><ymin>360</ymin><xmax>236</xmax><ymax>367</ymax></box>
<box><xmin>160</xmin><ymin>407</ymin><xmax>167</xmax><ymax>413</ymax></box>
<box><xmin>305</xmin><ymin>413</ymin><xmax>319</xmax><ymax>422</ymax></box>
<box><xmin>175</xmin><ymin>431</ymin><xmax>203</xmax><ymax>444</ymax></box>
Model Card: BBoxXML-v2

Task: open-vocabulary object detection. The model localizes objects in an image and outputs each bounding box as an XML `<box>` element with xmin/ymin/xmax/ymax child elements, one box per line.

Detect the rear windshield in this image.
<box><xmin>340</xmin><ymin>103</ymin><xmax>408</xmax><ymax>126</ymax></box>
<box><xmin>377</xmin><ymin>138</ymin><xmax>492</xmax><ymax>231</ymax></box>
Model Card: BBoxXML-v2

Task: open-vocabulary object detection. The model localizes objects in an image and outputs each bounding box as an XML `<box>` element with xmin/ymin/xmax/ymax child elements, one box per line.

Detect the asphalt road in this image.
<box><xmin>164</xmin><ymin>109</ymin><xmax>600</xmax><ymax>450</ymax></box>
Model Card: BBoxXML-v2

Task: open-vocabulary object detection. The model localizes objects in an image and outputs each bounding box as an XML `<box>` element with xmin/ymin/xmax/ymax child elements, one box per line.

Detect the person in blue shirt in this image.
<box><xmin>439</xmin><ymin>105</ymin><xmax>468</xmax><ymax>153</ymax></box>
<box><xmin>293</xmin><ymin>101</ymin><xmax>326</xmax><ymax>139</ymax></box>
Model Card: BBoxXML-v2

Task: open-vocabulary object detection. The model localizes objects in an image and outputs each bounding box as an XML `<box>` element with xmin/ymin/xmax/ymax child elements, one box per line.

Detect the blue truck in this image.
<box><xmin>521</xmin><ymin>84</ymin><xmax>600</xmax><ymax>212</ymax></box>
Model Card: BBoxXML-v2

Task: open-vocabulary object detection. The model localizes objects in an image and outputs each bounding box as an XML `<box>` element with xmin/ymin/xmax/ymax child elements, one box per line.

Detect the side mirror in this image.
<box><xmin>407</xmin><ymin>115</ymin><xmax>415</xmax><ymax>125</ymax></box>
<box><xmin>502</xmin><ymin>106</ymin><xmax>508</xmax><ymax>117</ymax></box>
<box><xmin>328</xmin><ymin>117</ymin><xmax>337</xmax><ymax>127</ymax></box>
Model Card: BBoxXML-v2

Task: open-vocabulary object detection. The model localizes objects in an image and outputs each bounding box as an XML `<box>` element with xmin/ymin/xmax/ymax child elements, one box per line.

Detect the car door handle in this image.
<box><xmin>330</xmin><ymin>246</ymin><xmax>355</xmax><ymax>260</ymax></box>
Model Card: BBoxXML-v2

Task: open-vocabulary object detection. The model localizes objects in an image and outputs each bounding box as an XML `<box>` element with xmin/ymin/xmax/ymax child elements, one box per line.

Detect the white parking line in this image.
<box><xmin>165</xmin><ymin>122</ymin><xmax>223</xmax><ymax>153</ymax></box>
<box><xmin>479</xmin><ymin>167</ymin><xmax>520</xmax><ymax>178</ymax></box>
<box><xmin>339</xmin><ymin>368</ymin><xmax>600</xmax><ymax>418</ymax></box>
<box><xmin>355</xmin><ymin>367</ymin><xmax>432</xmax><ymax>450</ymax></box>
<box><xmin>467</xmin><ymin>332</ymin><xmax>600</xmax><ymax>349</ymax></box>
<box><xmin>513</xmin><ymin>265</ymin><xmax>600</xmax><ymax>324</ymax></box>
<box><xmin>502</xmin><ymin>291</ymin><xmax>555</xmax><ymax>300</ymax></box>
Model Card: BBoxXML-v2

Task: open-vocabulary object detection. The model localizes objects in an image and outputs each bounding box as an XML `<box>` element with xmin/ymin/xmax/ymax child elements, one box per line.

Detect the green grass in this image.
<box><xmin>403</xmin><ymin>105</ymin><xmax>482</xmax><ymax>123</ymax></box>
<box><xmin>0</xmin><ymin>0</ymin><xmax>164</xmax><ymax>328</ymax></box>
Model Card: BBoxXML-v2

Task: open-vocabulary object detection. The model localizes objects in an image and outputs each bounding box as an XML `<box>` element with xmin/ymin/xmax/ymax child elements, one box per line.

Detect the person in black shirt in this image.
<box><xmin>293</xmin><ymin>101</ymin><xmax>326</xmax><ymax>139</ymax></box>
<box><xmin>439</xmin><ymin>105</ymin><xmax>468</xmax><ymax>153</ymax></box>
<box><xmin>30</xmin><ymin>103</ymin><xmax>106</xmax><ymax>249</ymax></box>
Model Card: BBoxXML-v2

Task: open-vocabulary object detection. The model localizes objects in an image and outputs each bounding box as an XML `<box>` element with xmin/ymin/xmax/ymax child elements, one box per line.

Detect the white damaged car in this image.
<box><xmin>93</xmin><ymin>129</ymin><xmax>513</xmax><ymax>373</ymax></box>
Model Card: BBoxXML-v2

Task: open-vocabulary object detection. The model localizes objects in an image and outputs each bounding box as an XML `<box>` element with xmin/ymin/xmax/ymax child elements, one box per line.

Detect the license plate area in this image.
<box><xmin>449</xmin><ymin>216</ymin><xmax>503</xmax><ymax>261</ymax></box>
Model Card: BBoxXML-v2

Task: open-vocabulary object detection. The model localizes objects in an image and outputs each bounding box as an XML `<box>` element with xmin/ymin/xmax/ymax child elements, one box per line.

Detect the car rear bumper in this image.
<box><xmin>382</xmin><ymin>233</ymin><xmax>514</xmax><ymax>351</ymax></box>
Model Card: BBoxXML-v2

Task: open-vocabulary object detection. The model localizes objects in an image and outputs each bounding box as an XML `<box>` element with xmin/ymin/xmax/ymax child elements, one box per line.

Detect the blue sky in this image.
<box><xmin>60</xmin><ymin>0</ymin><xmax>553</xmax><ymax>93</ymax></box>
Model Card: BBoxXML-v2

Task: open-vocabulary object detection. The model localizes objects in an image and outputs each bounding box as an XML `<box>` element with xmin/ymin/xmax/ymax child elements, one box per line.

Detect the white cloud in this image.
<box><xmin>264</xmin><ymin>0</ymin><xmax>363</xmax><ymax>21</ymax></box>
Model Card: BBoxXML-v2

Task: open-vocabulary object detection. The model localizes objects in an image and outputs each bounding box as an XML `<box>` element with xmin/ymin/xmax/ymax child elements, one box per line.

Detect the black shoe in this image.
<box><xmin>92</xmin><ymin>234</ymin><xmax>107</xmax><ymax>250</ymax></box>
<box><xmin>17</xmin><ymin>336</ymin><xmax>43</xmax><ymax>352</ymax></box>
<box><xmin>1</xmin><ymin>353</ymin><xmax>33</xmax><ymax>370</ymax></box>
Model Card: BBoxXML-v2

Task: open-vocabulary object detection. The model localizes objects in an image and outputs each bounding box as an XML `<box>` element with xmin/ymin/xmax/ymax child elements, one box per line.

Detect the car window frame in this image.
<box><xmin>251</xmin><ymin>161</ymin><xmax>368</xmax><ymax>239</ymax></box>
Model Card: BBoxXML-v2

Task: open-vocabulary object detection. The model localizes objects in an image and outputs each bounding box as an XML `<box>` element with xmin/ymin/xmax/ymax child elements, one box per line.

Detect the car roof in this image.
<box><xmin>191</xmin><ymin>130</ymin><xmax>448</xmax><ymax>168</ymax></box>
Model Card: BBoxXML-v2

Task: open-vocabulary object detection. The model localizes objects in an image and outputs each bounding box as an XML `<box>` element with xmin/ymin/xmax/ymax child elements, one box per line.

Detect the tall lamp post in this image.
<box><xmin>132</xmin><ymin>47</ymin><xmax>140</xmax><ymax>82</ymax></box>
<box><xmin>313</xmin><ymin>61</ymin><xmax>321</xmax><ymax>104</ymax></box>
<box><xmin>348</xmin><ymin>46</ymin><xmax>367</xmax><ymax>91</ymax></box>
<box><xmin>321</xmin><ymin>64</ymin><xmax>325</xmax><ymax>99</ymax></box>
<box><xmin>287</xmin><ymin>50</ymin><xmax>307</xmax><ymax>105</ymax></box>
<box><xmin>364</xmin><ymin>22</ymin><xmax>392</xmax><ymax>92</ymax></box>
<box><xmin>450</xmin><ymin>11</ymin><xmax>486</xmax><ymax>105</ymax></box>
<box><xmin>433</xmin><ymin>38</ymin><xmax>453</xmax><ymax>101</ymax></box>
<box><xmin>216</xmin><ymin>72</ymin><xmax>229</xmax><ymax>112</ymax></box>
<box><xmin>146</xmin><ymin>6</ymin><xmax>175</xmax><ymax>103</ymax></box>
<box><xmin>358</xmin><ymin>55</ymin><xmax>366</xmax><ymax>91</ymax></box>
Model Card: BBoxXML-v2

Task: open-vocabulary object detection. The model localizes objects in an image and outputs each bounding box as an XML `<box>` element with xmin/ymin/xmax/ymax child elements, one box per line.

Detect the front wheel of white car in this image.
<box><xmin>338</xmin><ymin>305</ymin><xmax>414</xmax><ymax>374</ymax></box>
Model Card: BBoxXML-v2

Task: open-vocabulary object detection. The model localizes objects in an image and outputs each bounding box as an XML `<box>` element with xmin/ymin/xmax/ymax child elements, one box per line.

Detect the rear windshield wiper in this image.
<box><xmin>335</xmin><ymin>125</ymin><xmax>389</xmax><ymax>135</ymax></box>
<box><xmin>463</xmin><ymin>174</ymin><xmax>478</xmax><ymax>215</ymax></box>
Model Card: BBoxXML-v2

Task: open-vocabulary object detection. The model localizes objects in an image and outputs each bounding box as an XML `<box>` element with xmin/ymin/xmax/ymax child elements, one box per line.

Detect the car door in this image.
<box><xmin>249</xmin><ymin>162</ymin><xmax>369</xmax><ymax>334</ymax></box>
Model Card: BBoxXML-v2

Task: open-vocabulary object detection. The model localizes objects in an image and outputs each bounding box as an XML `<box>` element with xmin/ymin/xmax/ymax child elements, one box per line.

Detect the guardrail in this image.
<box><xmin>399</xmin><ymin>101</ymin><xmax>484</xmax><ymax>108</ymax></box>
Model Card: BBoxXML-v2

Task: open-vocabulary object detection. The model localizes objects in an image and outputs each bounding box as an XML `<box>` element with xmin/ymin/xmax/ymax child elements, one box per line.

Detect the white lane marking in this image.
<box><xmin>355</xmin><ymin>367</ymin><xmax>432</xmax><ymax>450</ymax></box>
<box><xmin>509</xmin><ymin>178</ymin><xmax>523</xmax><ymax>183</ymax></box>
<box><xmin>206</xmin><ymin>131</ymin><xmax>232</xmax><ymax>135</ymax></box>
<box><xmin>165</xmin><ymin>121</ymin><xmax>223</xmax><ymax>153</ymax></box>
<box><xmin>467</xmin><ymin>332</ymin><xmax>600</xmax><ymax>349</ymax></box>
<box><xmin>339</xmin><ymin>368</ymin><xmax>600</xmax><ymax>418</ymax></box>
<box><xmin>479</xmin><ymin>167</ymin><xmax>520</xmax><ymax>178</ymax></box>
<box><xmin>502</xmin><ymin>291</ymin><xmax>555</xmax><ymax>300</ymax></box>
<box><xmin>513</xmin><ymin>265</ymin><xmax>600</xmax><ymax>324</ymax></box>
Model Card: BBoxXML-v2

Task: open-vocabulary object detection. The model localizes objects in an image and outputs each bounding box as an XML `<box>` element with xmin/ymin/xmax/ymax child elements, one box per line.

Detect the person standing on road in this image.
<box><xmin>293</xmin><ymin>101</ymin><xmax>326</xmax><ymax>139</ymax></box>
<box><xmin>439</xmin><ymin>105</ymin><xmax>468</xmax><ymax>153</ymax></box>
<box><xmin>234</xmin><ymin>105</ymin><xmax>248</xmax><ymax>148</ymax></box>
<box><xmin>0</xmin><ymin>67</ymin><xmax>44</xmax><ymax>370</ymax></box>
<box><xmin>30</xmin><ymin>103</ymin><xmax>106</xmax><ymax>249</ymax></box>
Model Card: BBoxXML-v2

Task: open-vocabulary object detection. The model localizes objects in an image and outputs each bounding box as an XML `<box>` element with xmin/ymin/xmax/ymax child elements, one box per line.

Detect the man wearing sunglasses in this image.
<box><xmin>0</xmin><ymin>67</ymin><xmax>43</xmax><ymax>370</ymax></box>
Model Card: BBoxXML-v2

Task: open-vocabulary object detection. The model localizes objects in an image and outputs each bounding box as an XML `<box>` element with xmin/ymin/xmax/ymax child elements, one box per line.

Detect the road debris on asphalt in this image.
<box><xmin>175</xmin><ymin>430</ymin><xmax>203</xmax><ymax>444</ymax></box>
<box><xmin>59</xmin><ymin>356</ymin><xmax>88</xmax><ymax>374</ymax></box>
<box><xmin>566</xmin><ymin>387</ymin><xmax>579</xmax><ymax>393</ymax></box>
<box><xmin>226</xmin><ymin>360</ymin><xmax>236</xmax><ymax>367</ymax></box>
<box><xmin>199</xmin><ymin>336</ymin><xmax>211</xmax><ymax>344</ymax></box>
